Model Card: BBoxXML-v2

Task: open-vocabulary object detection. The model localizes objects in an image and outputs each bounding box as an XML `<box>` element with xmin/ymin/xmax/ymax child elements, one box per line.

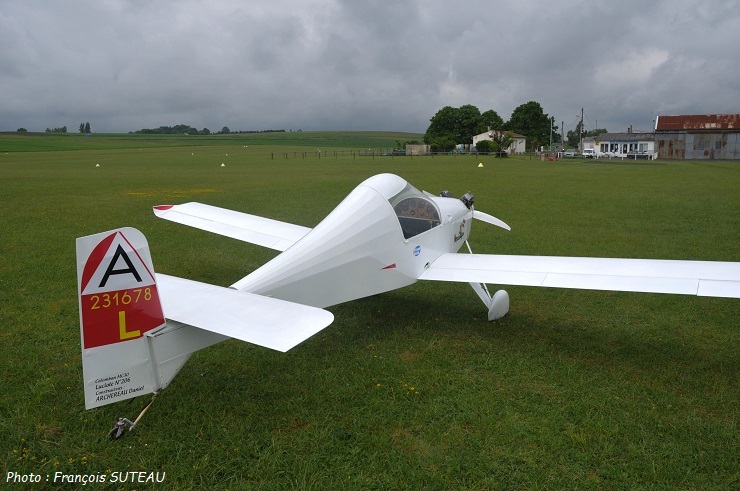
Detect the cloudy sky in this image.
<box><xmin>2</xmin><ymin>0</ymin><xmax>739</xmax><ymax>135</ymax></box>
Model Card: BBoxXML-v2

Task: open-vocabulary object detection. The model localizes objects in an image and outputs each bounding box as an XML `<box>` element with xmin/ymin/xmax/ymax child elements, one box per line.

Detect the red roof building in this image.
<box><xmin>654</xmin><ymin>114</ymin><xmax>740</xmax><ymax>159</ymax></box>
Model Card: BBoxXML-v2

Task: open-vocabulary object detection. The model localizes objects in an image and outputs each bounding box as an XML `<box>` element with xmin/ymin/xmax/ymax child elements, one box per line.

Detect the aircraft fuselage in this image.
<box><xmin>231</xmin><ymin>174</ymin><xmax>473</xmax><ymax>308</ymax></box>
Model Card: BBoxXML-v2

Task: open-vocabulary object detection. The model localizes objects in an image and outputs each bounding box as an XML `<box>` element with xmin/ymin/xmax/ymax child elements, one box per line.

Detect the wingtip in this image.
<box><xmin>153</xmin><ymin>205</ymin><xmax>174</xmax><ymax>216</ymax></box>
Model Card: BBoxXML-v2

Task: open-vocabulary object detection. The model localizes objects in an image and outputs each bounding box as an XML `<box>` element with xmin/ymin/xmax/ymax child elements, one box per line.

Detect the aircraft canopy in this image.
<box><xmin>388</xmin><ymin>182</ymin><xmax>441</xmax><ymax>239</ymax></box>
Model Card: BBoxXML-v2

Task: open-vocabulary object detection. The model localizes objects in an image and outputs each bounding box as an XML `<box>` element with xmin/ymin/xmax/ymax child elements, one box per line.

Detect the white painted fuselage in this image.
<box><xmin>231</xmin><ymin>174</ymin><xmax>473</xmax><ymax>308</ymax></box>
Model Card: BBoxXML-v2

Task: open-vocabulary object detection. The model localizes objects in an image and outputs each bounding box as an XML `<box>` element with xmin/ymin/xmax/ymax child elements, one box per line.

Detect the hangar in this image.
<box><xmin>654</xmin><ymin>114</ymin><xmax>740</xmax><ymax>160</ymax></box>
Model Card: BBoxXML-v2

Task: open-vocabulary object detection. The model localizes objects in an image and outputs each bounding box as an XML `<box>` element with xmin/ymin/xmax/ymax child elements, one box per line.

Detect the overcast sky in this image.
<box><xmin>2</xmin><ymin>0</ymin><xmax>739</xmax><ymax>135</ymax></box>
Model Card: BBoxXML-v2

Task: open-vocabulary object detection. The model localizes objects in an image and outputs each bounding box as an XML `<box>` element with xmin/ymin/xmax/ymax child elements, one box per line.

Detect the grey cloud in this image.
<box><xmin>1</xmin><ymin>0</ymin><xmax>739</xmax><ymax>134</ymax></box>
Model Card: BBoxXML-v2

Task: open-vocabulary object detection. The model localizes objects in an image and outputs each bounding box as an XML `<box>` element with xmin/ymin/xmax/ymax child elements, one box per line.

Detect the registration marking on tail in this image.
<box><xmin>78</xmin><ymin>230</ymin><xmax>165</xmax><ymax>349</ymax></box>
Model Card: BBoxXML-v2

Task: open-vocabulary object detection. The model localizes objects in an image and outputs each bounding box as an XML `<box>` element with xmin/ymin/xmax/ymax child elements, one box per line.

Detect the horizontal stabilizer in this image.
<box><xmin>156</xmin><ymin>274</ymin><xmax>334</xmax><ymax>352</ymax></box>
<box><xmin>420</xmin><ymin>253</ymin><xmax>740</xmax><ymax>298</ymax></box>
<box><xmin>153</xmin><ymin>202</ymin><xmax>311</xmax><ymax>251</ymax></box>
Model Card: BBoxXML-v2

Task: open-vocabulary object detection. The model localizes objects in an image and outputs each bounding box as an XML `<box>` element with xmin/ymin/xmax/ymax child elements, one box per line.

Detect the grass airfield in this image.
<box><xmin>0</xmin><ymin>132</ymin><xmax>737</xmax><ymax>489</ymax></box>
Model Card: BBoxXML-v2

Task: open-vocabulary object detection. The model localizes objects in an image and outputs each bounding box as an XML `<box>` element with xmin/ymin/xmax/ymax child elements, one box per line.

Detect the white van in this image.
<box><xmin>582</xmin><ymin>149</ymin><xmax>595</xmax><ymax>158</ymax></box>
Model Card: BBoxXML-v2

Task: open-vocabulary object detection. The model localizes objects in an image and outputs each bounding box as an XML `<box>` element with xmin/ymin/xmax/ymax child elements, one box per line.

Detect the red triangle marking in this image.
<box><xmin>80</xmin><ymin>232</ymin><xmax>116</xmax><ymax>292</ymax></box>
<box><xmin>80</xmin><ymin>231</ymin><xmax>156</xmax><ymax>294</ymax></box>
<box><xmin>381</xmin><ymin>263</ymin><xmax>397</xmax><ymax>270</ymax></box>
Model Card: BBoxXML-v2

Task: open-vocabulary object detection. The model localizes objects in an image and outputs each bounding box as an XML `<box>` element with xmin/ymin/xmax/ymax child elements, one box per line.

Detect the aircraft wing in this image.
<box><xmin>156</xmin><ymin>274</ymin><xmax>333</xmax><ymax>352</ymax></box>
<box><xmin>418</xmin><ymin>253</ymin><xmax>740</xmax><ymax>298</ymax></box>
<box><xmin>153</xmin><ymin>202</ymin><xmax>311</xmax><ymax>251</ymax></box>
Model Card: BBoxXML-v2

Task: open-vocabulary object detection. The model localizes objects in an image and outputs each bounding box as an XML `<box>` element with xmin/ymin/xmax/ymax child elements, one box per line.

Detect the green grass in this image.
<box><xmin>0</xmin><ymin>130</ymin><xmax>420</xmax><ymax>153</ymax></box>
<box><xmin>0</xmin><ymin>133</ymin><xmax>737</xmax><ymax>489</ymax></box>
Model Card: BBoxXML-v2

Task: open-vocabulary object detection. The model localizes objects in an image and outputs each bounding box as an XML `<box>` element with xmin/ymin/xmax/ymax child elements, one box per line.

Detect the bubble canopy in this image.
<box><xmin>391</xmin><ymin>187</ymin><xmax>441</xmax><ymax>239</ymax></box>
<box><xmin>359</xmin><ymin>175</ymin><xmax>441</xmax><ymax>240</ymax></box>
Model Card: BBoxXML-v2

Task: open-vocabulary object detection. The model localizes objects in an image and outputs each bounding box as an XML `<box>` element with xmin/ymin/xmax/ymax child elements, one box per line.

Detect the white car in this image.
<box><xmin>582</xmin><ymin>149</ymin><xmax>595</xmax><ymax>158</ymax></box>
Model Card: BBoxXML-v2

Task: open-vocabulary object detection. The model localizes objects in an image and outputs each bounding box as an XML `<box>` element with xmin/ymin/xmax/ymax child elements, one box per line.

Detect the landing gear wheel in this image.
<box><xmin>108</xmin><ymin>419</ymin><xmax>127</xmax><ymax>440</ymax></box>
<box><xmin>488</xmin><ymin>290</ymin><xmax>510</xmax><ymax>321</ymax></box>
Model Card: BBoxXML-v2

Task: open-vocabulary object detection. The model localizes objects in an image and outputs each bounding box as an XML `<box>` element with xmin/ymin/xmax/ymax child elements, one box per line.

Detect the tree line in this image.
<box><xmin>17</xmin><ymin>124</ymin><xmax>289</xmax><ymax>135</ymax></box>
<box><xmin>130</xmin><ymin>125</ymin><xmax>288</xmax><ymax>135</ymax></box>
<box><xmin>424</xmin><ymin>101</ymin><xmax>561</xmax><ymax>152</ymax></box>
<box><xmin>131</xmin><ymin>124</ymin><xmax>213</xmax><ymax>135</ymax></box>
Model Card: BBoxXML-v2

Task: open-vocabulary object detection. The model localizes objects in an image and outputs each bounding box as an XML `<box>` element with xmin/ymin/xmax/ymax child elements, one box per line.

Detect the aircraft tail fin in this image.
<box><xmin>76</xmin><ymin>227</ymin><xmax>167</xmax><ymax>409</ymax></box>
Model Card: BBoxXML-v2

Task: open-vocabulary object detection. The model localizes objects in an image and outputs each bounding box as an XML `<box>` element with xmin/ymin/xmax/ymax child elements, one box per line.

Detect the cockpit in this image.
<box><xmin>388</xmin><ymin>183</ymin><xmax>441</xmax><ymax>239</ymax></box>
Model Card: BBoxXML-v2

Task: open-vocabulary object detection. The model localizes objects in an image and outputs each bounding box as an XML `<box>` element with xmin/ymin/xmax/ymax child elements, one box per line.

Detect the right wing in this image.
<box><xmin>419</xmin><ymin>253</ymin><xmax>740</xmax><ymax>298</ymax></box>
<box><xmin>153</xmin><ymin>202</ymin><xmax>311</xmax><ymax>251</ymax></box>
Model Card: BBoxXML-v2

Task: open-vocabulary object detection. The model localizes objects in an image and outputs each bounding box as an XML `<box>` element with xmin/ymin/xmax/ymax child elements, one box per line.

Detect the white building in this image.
<box><xmin>595</xmin><ymin>132</ymin><xmax>655</xmax><ymax>159</ymax></box>
<box><xmin>405</xmin><ymin>144</ymin><xmax>431</xmax><ymax>156</ymax></box>
<box><xmin>472</xmin><ymin>130</ymin><xmax>527</xmax><ymax>154</ymax></box>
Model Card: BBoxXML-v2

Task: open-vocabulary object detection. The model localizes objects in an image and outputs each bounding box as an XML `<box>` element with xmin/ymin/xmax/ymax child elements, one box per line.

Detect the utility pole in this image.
<box><xmin>549</xmin><ymin>117</ymin><xmax>553</xmax><ymax>151</ymax></box>
<box><xmin>561</xmin><ymin>121</ymin><xmax>564</xmax><ymax>150</ymax></box>
<box><xmin>579</xmin><ymin>107</ymin><xmax>584</xmax><ymax>152</ymax></box>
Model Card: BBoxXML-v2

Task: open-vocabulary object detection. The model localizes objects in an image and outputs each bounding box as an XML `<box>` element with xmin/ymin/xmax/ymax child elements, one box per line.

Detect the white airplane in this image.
<box><xmin>76</xmin><ymin>173</ymin><xmax>739</xmax><ymax>438</ymax></box>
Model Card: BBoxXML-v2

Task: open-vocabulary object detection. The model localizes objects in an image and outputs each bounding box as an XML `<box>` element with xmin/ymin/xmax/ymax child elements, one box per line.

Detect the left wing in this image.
<box><xmin>419</xmin><ymin>253</ymin><xmax>740</xmax><ymax>298</ymax></box>
<box><xmin>153</xmin><ymin>202</ymin><xmax>311</xmax><ymax>251</ymax></box>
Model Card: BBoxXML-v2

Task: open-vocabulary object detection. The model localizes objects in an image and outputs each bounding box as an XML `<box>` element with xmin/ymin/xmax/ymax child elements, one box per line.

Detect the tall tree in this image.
<box><xmin>455</xmin><ymin>104</ymin><xmax>484</xmax><ymax>143</ymax></box>
<box><xmin>84</xmin><ymin>122</ymin><xmax>91</xmax><ymax>133</ymax></box>
<box><xmin>424</xmin><ymin>105</ymin><xmax>504</xmax><ymax>146</ymax></box>
<box><xmin>505</xmin><ymin>101</ymin><xmax>553</xmax><ymax>150</ymax></box>
<box><xmin>480</xmin><ymin>109</ymin><xmax>504</xmax><ymax>130</ymax></box>
<box><xmin>424</xmin><ymin>106</ymin><xmax>460</xmax><ymax>143</ymax></box>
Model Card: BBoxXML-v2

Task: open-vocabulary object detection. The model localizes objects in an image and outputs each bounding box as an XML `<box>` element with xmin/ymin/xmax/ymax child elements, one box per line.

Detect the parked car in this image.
<box><xmin>582</xmin><ymin>149</ymin><xmax>595</xmax><ymax>158</ymax></box>
<box><xmin>563</xmin><ymin>150</ymin><xmax>576</xmax><ymax>158</ymax></box>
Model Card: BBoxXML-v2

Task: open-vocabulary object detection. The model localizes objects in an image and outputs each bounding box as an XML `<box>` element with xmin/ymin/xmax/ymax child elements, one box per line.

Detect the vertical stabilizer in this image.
<box><xmin>76</xmin><ymin>227</ymin><xmax>165</xmax><ymax>409</ymax></box>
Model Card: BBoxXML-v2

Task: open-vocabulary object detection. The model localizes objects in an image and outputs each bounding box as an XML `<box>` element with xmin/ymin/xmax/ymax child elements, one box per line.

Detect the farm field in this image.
<box><xmin>1</xmin><ymin>132</ymin><xmax>738</xmax><ymax>489</ymax></box>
